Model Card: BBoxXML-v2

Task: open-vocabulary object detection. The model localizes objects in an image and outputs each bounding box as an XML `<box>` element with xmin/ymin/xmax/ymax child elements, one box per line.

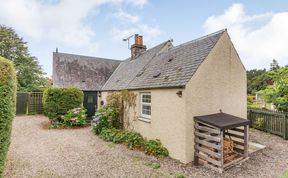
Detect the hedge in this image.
<box><xmin>42</xmin><ymin>87</ymin><xmax>84</xmax><ymax>123</ymax></box>
<box><xmin>0</xmin><ymin>57</ymin><xmax>17</xmax><ymax>177</ymax></box>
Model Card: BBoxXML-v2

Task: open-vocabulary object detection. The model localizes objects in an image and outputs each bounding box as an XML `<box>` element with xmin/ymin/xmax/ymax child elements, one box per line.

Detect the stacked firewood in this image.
<box><xmin>223</xmin><ymin>137</ymin><xmax>236</xmax><ymax>163</ymax></box>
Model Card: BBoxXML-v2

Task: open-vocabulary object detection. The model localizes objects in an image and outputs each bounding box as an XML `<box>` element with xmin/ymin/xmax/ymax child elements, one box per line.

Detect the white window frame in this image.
<box><xmin>140</xmin><ymin>93</ymin><xmax>151</xmax><ymax>120</ymax></box>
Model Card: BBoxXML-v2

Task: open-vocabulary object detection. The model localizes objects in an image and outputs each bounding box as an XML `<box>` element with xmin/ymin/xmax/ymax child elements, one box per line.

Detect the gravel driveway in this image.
<box><xmin>3</xmin><ymin>115</ymin><xmax>288</xmax><ymax>178</ymax></box>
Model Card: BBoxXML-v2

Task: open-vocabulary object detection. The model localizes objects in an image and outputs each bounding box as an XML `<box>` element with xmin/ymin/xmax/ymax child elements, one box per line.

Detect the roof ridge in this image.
<box><xmin>54</xmin><ymin>52</ymin><xmax>120</xmax><ymax>62</ymax></box>
<box><xmin>122</xmin><ymin>40</ymin><xmax>171</xmax><ymax>61</ymax></box>
<box><xmin>172</xmin><ymin>29</ymin><xmax>226</xmax><ymax>50</ymax></box>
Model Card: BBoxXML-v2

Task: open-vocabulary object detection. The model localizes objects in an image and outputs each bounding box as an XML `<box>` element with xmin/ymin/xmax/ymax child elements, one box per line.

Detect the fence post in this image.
<box><xmin>285</xmin><ymin>115</ymin><xmax>288</xmax><ymax>140</ymax></box>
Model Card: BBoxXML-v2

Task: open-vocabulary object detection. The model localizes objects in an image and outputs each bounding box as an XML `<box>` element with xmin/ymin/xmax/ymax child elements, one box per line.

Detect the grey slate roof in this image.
<box><xmin>53</xmin><ymin>52</ymin><xmax>120</xmax><ymax>91</ymax></box>
<box><xmin>102</xmin><ymin>29</ymin><xmax>226</xmax><ymax>91</ymax></box>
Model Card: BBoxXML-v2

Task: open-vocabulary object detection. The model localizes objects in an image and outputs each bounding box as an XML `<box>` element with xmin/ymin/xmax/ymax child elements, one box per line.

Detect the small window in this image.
<box><xmin>140</xmin><ymin>93</ymin><xmax>151</xmax><ymax>120</ymax></box>
<box><xmin>87</xmin><ymin>95</ymin><xmax>94</xmax><ymax>103</ymax></box>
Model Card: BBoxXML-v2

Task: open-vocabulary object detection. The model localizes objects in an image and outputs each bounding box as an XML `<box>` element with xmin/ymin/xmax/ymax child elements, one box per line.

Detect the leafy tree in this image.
<box><xmin>0</xmin><ymin>25</ymin><xmax>48</xmax><ymax>91</ymax></box>
<box><xmin>258</xmin><ymin>66</ymin><xmax>288</xmax><ymax>112</ymax></box>
<box><xmin>270</xmin><ymin>59</ymin><xmax>280</xmax><ymax>71</ymax></box>
<box><xmin>247</xmin><ymin>69</ymin><xmax>270</xmax><ymax>95</ymax></box>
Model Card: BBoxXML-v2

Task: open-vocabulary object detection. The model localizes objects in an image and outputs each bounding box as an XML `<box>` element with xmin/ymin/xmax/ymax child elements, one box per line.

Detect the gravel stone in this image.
<box><xmin>3</xmin><ymin>115</ymin><xmax>288</xmax><ymax>178</ymax></box>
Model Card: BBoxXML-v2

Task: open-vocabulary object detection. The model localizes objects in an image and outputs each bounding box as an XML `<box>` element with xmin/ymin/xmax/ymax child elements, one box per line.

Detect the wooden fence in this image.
<box><xmin>247</xmin><ymin>109</ymin><xmax>288</xmax><ymax>139</ymax></box>
<box><xmin>16</xmin><ymin>92</ymin><xmax>43</xmax><ymax>115</ymax></box>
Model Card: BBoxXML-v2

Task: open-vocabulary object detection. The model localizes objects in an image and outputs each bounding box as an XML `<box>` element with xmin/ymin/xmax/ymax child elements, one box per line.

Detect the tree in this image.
<box><xmin>258</xmin><ymin>66</ymin><xmax>288</xmax><ymax>112</ymax></box>
<box><xmin>0</xmin><ymin>25</ymin><xmax>48</xmax><ymax>91</ymax></box>
<box><xmin>270</xmin><ymin>59</ymin><xmax>280</xmax><ymax>71</ymax></box>
<box><xmin>247</xmin><ymin>69</ymin><xmax>270</xmax><ymax>95</ymax></box>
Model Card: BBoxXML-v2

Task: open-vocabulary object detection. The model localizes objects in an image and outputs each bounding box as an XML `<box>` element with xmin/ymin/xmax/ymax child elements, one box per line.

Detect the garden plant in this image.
<box><xmin>43</xmin><ymin>87</ymin><xmax>86</xmax><ymax>128</ymax></box>
<box><xmin>93</xmin><ymin>91</ymin><xmax>169</xmax><ymax>157</ymax></box>
<box><xmin>0</xmin><ymin>57</ymin><xmax>17</xmax><ymax>177</ymax></box>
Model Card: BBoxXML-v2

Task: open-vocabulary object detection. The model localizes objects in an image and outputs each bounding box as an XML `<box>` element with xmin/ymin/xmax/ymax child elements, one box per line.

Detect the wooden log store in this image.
<box><xmin>194</xmin><ymin>112</ymin><xmax>250</xmax><ymax>173</ymax></box>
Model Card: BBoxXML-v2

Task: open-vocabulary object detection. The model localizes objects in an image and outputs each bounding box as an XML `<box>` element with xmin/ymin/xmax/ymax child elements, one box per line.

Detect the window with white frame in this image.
<box><xmin>140</xmin><ymin>93</ymin><xmax>151</xmax><ymax>119</ymax></box>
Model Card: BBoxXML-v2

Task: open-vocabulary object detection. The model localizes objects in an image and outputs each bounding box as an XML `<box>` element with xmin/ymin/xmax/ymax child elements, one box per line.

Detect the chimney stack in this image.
<box><xmin>131</xmin><ymin>34</ymin><xmax>146</xmax><ymax>60</ymax></box>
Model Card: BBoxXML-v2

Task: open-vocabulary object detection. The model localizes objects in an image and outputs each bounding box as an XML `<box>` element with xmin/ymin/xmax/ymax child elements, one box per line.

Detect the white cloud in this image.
<box><xmin>203</xmin><ymin>3</ymin><xmax>288</xmax><ymax>69</ymax></box>
<box><xmin>111</xmin><ymin>10</ymin><xmax>161</xmax><ymax>44</ymax></box>
<box><xmin>0</xmin><ymin>0</ymin><xmax>148</xmax><ymax>54</ymax></box>
<box><xmin>113</xmin><ymin>10</ymin><xmax>140</xmax><ymax>23</ymax></box>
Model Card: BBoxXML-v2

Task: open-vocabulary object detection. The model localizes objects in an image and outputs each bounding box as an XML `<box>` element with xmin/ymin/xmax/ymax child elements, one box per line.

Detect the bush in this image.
<box><xmin>94</xmin><ymin>103</ymin><xmax>168</xmax><ymax>157</ymax></box>
<box><xmin>124</xmin><ymin>131</ymin><xmax>145</xmax><ymax>149</ymax></box>
<box><xmin>93</xmin><ymin>105</ymin><xmax>119</xmax><ymax>135</ymax></box>
<box><xmin>99</xmin><ymin>128</ymin><xmax>126</xmax><ymax>143</ymax></box>
<box><xmin>247</xmin><ymin>96</ymin><xmax>254</xmax><ymax>105</ymax></box>
<box><xmin>97</xmin><ymin>127</ymin><xmax>168</xmax><ymax>157</ymax></box>
<box><xmin>62</xmin><ymin>107</ymin><xmax>87</xmax><ymax>127</ymax></box>
<box><xmin>255</xmin><ymin>117</ymin><xmax>265</xmax><ymax>128</ymax></box>
<box><xmin>0</xmin><ymin>57</ymin><xmax>17</xmax><ymax>176</ymax></box>
<box><xmin>43</xmin><ymin>87</ymin><xmax>83</xmax><ymax>123</ymax></box>
<box><xmin>144</xmin><ymin>139</ymin><xmax>169</xmax><ymax>157</ymax></box>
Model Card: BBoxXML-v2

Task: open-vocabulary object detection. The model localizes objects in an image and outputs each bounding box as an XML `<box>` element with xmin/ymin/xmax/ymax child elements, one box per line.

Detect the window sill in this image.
<box><xmin>138</xmin><ymin>117</ymin><xmax>151</xmax><ymax>123</ymax></box>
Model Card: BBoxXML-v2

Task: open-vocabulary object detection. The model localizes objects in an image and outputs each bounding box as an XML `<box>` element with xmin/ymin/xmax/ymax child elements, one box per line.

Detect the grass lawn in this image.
<box><xmin>281</xmin><ymin>170</ymin><xmax>288</xmax><ymax>178</ymax></box>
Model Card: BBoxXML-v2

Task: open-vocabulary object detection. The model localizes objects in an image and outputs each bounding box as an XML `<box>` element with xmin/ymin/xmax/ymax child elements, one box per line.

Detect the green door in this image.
<box><xmin>83</xmin><ymin>91</ymin><xmax>97</xmax><ymax>118</ymax></box>
<box><xmin>16</xmin><ymin>93</ymin><xmax>29</xmax><ymax>115</ymax></box>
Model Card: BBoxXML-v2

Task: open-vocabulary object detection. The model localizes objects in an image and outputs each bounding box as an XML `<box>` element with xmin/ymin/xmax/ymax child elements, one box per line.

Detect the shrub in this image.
<box><xmin>255</xmin><ymin>117</ymin><xmax>265</xmax><ymax>128</ymax></box>
<box><xmin>93</xmin><ymin>105</ymin><xmax>119</xmax><ymax>135</ymax></box>
<box><xmin>99</xmin><ymin>128</ymin><xmax>126</xmax><ymax>143</ymax></box>
<box><xmin>247</xmin><ymin>96</ymin><xmax>254</xmax><ymax>105</ymax></box>
<box><xmin>97</xmin><ymin>127</ymin><xmax>168</xmax><ymax>157</ymax></box>
<box><xmin>93</xmin><ymin>103</ymin><xmax>168</xmax><ymax>157</ymax></box>
<box><xmin>62</xmin><ymin>107</ymin><xmax>87</xmax><ymax>127</ymax></box>
<box><xmin>123</xmin><ymin>131</ymin><xmax>145</xmax><ymax>149</ymax></box>
<box><xmin>42</xmin><ymin>87</ymin><xmax>83</xmax><ymax>123</ymax></box>
<box><xmin>0</xmin><ymin>57</ymin><xmax>17</xmax><ymax>177</ymax></box>
<box><xmin>144</xmin><ymin>139</ymin><xmax>169</xmax><ymax>157</ymax></box>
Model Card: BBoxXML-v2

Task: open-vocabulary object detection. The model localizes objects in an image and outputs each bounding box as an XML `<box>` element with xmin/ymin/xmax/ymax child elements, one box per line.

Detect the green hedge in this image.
<box><xmin>0</xmin><ymin>57</ymin><xmax>17</xmax><ymax>177</ymax></box>
<box><xmin>42</xmin><ymin>87</ymin><xmax>83</xmax><ymax>123</ymax></box>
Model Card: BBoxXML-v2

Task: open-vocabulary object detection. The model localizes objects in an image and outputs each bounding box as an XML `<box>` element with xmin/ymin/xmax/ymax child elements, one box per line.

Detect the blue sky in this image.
<box><xmin>1</xmin><ymin>0</ymin><xmax>288</xmax><ymax>76</ymax></box>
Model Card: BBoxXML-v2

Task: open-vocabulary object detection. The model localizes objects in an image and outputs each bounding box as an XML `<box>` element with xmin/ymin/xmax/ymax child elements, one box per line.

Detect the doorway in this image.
<box><xmin>83</xmin><ymin>91</ymin><xmax>97</xmax><ymax>119</ymax></box>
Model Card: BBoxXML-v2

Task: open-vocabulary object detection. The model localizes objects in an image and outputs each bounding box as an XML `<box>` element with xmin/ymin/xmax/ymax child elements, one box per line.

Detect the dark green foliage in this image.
<box><xmin>62</xmin><ymin>107</ymin><xmax>87</xmax><ymax>127</ymax></box>
<box><xmin>42</xmin><ymin>87</ymin><xmax>84</xmax><ymax>123</ymax></box>
<box><xmin>99</xmin><ymin>128</ymin><xmax>145</xmax><ymax>148</ymax></box>
<box><xmin>97</xmin><ymin>127</ymin><xmax>168</xmax><ymax>156</ymax></box>
<box><xmin>93</xmin><ymin>105</ymin><xmax>120</xmax><ymax>135</ymax></box>
<box><xmin>247</xmin><ymin>69</ymin><xmax>270</xmax><ymax>95</ymax></box>
<box><xmin>0</xmin><ymin>57</ymin><xmax>17</xmax><ymax>177</ymax></box>
<box><xmin>93</xmin><ymin>99</ymin><xmax>169</xmax><ymax>157</ymax></box>
<box><xmin>123</xmin><ymin>131</ymin><xmax>145</xmax><ymax>149</ymax></box>
<box><xmin>144</xmin><ymin>139</ymin><xmax>169</xmax><ymax>157</ymax></box>
<box><xmin>0</xmin><ymin>25</ymin><xmax>48</xmax><ymax>91</ymax></box>
<box><xmin>99</xmin><ymin>128</ymin><xmax>126</xmax><ymax>143</ymax></box>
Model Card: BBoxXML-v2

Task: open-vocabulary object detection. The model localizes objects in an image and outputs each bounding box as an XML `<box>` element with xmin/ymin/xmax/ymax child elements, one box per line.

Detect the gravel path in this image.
<box><xmin>3</xmin><ymin>115</ymin><xmax>288</xmax><ymax>178</ymax></box>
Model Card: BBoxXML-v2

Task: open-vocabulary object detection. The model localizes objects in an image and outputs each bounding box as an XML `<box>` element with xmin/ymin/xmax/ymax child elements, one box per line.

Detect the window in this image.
<box><xmin>87</xmin><ymin>95</ymin><xmax>94</xmax><ymax>103</ymax></box>
<box><xmin>140</xmin><ymin>93</ymin><xmax>151</xmax><ymax>120</ymax></box>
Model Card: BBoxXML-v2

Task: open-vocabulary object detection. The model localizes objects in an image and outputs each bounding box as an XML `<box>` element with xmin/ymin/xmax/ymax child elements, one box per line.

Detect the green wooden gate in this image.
<box><xmin>27</xmin><ymin>92</ymin><xmax>43</xmax><ymax>114</ymax></box>
<box><xmin>16</xmin><ymin>93</ymin><xmax>29</xmax><ymax>115</ymax></box>
<box><xmin>16</xmin><ymin>92</ymin><xmax>43</xmax><ymax>115</ymax></box>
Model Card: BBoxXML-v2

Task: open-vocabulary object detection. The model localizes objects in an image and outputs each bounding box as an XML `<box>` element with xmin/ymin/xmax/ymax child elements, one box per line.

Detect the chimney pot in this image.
<box><xmin>134</xmin><ymin>34</ymin><xmax>139</xmax><ymax>45</ymax></box>
<box><xmin>131</xmin><ymin>34</ymin><xmax>146</xmax><ymax>60</ymax></box>
<box><xmin>138</xmin><ymin>36</ymin><xmax>143</xmax><ymax>45</ymax></box>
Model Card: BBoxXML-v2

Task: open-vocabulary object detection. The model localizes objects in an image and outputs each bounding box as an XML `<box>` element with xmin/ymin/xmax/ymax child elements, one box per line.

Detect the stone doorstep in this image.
<box><xmin>248</xmin><ymin>142</ymin><xmax>266</xmax><ymax>154</ymax></box>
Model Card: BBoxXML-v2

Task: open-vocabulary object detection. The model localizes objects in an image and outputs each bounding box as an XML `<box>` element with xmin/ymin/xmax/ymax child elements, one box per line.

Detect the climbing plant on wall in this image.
<box><xmin>106</xmin><ymin>90</ymin><xmax>137</xmax><ymax>130</ymax></box>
